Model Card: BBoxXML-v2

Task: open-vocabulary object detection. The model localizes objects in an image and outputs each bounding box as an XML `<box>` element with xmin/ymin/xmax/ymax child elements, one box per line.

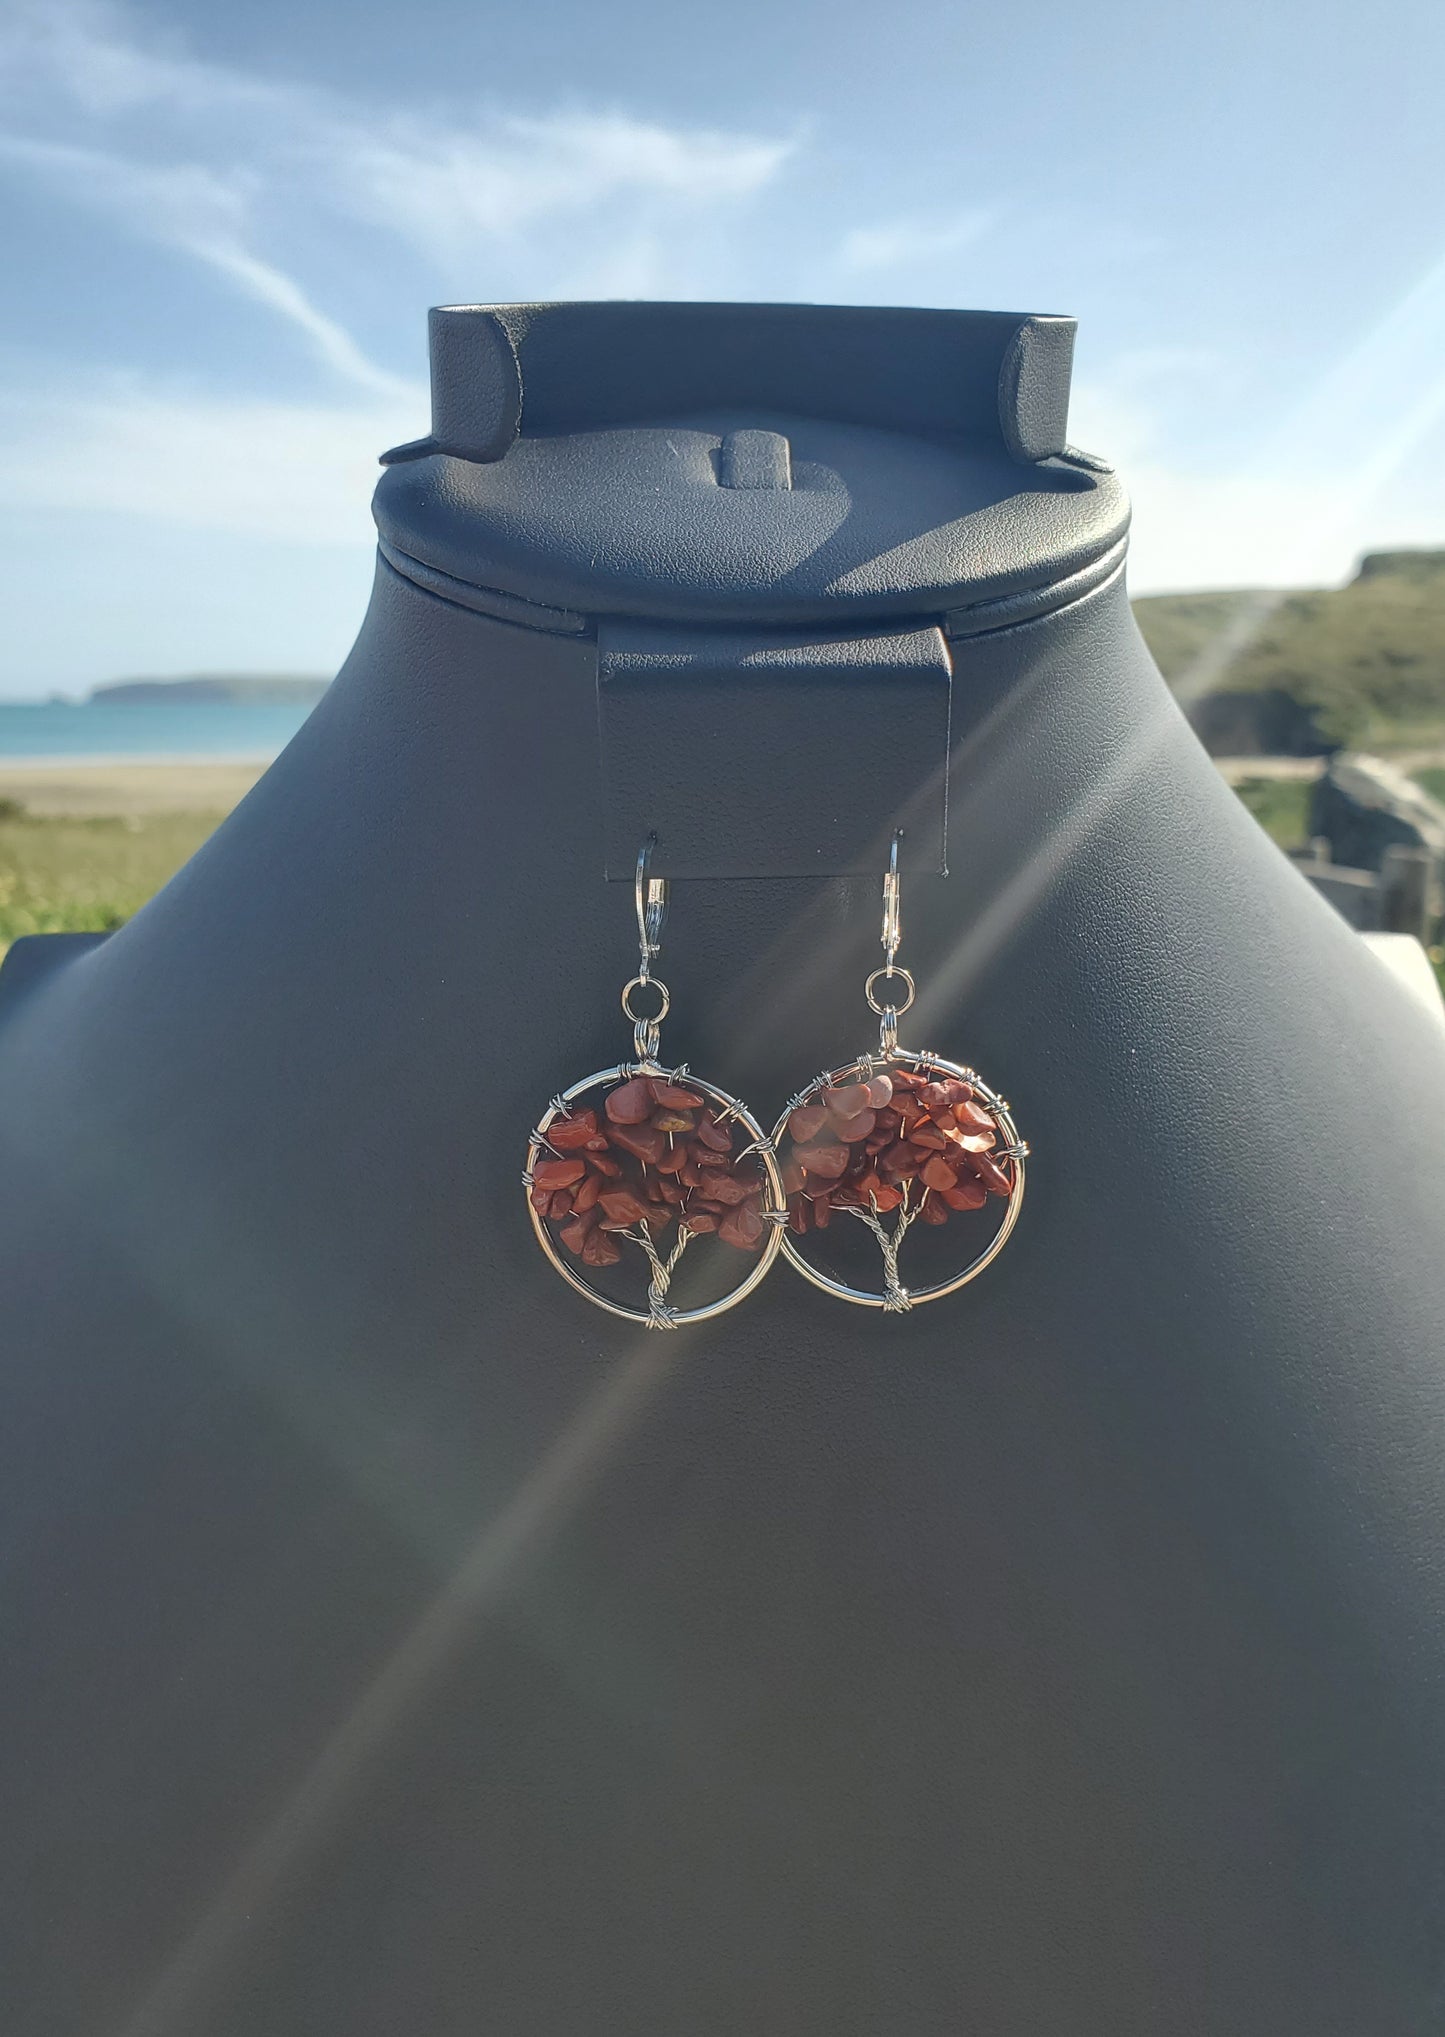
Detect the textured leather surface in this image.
<box><xmin>436</xmin><ymin>301</ymin><xmax>1070</xmax><ymax>443</ymax></box>
<box><xmin>375</xmin><ymin>536</ymin><xmax>589</xmax><ymax>636</ymax></box>
<box><xmin>374</xmin><ymin>417</ymin><xmax>1126</xmax><ymax>628</ymax></box>
<box><xmin>0</xmin><ymin>928</ymin><xmax>110</xmax><ymax>1004</ymax></box>
<box><xmin>597</xmin><ymin>618</ymin><xmax>951</xmax><ymax>878</ymax></box>
<box><xmin>997</xmin><ymin>314</ymin><xmax>1075</xmax><ymax>462</ymax></box>
<box><xmin>1</xmin><ymin>557</ymin><xmax>1444</xmax><ymax>2034</ymax></box>
<box><xmin>380</xmin><ymin>306</ymin><xmax>523</xmax><ymax>466</ymax></box>
<box><xmin>374</xmin><ymin>303</ymin><xmax>1122</xmax><ymax>628</ymax></box>
<box><xmin>382</xmin><ymin>303</ymin><xmax>1080</xmax><ymax>477</ymax></box>
<box><xmin>945</xmin><ymin>529</ymin><xmax>1129</xmax><ymax>639</ymax></box>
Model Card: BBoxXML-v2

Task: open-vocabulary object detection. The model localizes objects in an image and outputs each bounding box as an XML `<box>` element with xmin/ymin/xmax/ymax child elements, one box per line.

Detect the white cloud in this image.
<box><xmin>0</xmin><ymin>1</ymin><xmax>794</xmax><ymax>293</ymax></box>
<box><xmin>1078</xmin><ymin>392</ymin><xmax>1445</xmax><ymax>596</ymax></box>
<box><xmin>0</xmin><ymin>0</ymin><xmax>797</xmax><ymax>552</ymax></box>
<box><xmin>0</xmin><ymin>377</ymin><xmax>415</xmax><ymax>544</ymax></box>
<box><xmin>335</xmin><ymin>114</ymin><xmax>792</xmax><ymax>269</ymax></box>
<box><xmin>193</xmin><ymin>246</ymin><xmax>416</xmax><ymax>400</ymax></box>
<box><xmin>1120</xmin><ymin>463</ymin><xmax>1418</xmax><ymax>595</ymax></box>
<box><xmin>0</xmin><ymin>130</ymin><xmax>413</xmax><ymax>400</ymax></box>
<box><xmin>0</xmin><ymin>0</ymin><xmax>1438</xmax><ymax>637</ymax></box>
<box><xmin>0</xmin><ymin>128</ymin><xmax>247</xmax><ymax>235</ymax></box>
<box><xmin>835</xmin><ymin>209</ymin><xmax>993</xmax><ymax>274</ymax></box>
<box><xmin>0</xmin><ymin>0</ymin><xmax>269</xmax><ymax>118</ymax></box>
<box><xmin>1074</xmin><ymin>261</ymin><xmax>1445</xmax><ymax>595</ymax></box>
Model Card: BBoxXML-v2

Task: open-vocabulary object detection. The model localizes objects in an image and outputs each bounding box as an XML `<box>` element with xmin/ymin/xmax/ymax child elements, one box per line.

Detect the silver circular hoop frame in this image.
<box><xmin>526</xmin><ymin>1063</ymin><xmax>786</xmax><ymax>1329</ymax></box>
<box><xmin>771</xmin><ymin>1047</ymin><xmax>1027</xmax><ymax>1311</ymax></box>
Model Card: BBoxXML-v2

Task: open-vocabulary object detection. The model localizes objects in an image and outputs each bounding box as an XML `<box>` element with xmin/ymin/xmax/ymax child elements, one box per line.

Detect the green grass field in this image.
<box><xmin>0</xmin><ymin>801</ymin><xmax>222</xmax><ymax>958</ymax></box>
<box><xmin>1229</xmin><ymin>777</ymin><xmax>1313</xmax><ymax>848</ymax></box>
<box><xmin>1134</xmin><ymin>550</ymin><xmax>1445</xmax><ymax>750</ymax></box>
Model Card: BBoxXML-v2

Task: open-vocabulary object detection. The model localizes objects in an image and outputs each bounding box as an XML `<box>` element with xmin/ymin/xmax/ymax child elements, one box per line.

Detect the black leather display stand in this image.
<box><xmin>1</xmin><ymin>304</ymin><xmax>1443</xmax><ymax>2037</ymax></box>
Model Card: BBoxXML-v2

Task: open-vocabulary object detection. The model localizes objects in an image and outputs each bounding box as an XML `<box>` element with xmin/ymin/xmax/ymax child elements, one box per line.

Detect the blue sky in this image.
<box><xmin>0</xmin><ymin>0</ymin><xmax>1442</xmax><ymax>696</ymax></box>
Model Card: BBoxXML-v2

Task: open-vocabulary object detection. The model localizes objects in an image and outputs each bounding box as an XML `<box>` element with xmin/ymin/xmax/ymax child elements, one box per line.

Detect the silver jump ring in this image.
<box><xmin>621</xmin><ymin>975</ymin><xmax>670</xmax><ymax>1025</ymax></box>
<box><xmin>865</xmin><ymin>965</ymin><xmax>915</xmax><ymax>1017</ymax></box>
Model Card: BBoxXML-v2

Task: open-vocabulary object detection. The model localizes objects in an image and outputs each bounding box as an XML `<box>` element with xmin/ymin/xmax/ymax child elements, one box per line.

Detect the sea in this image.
<box><xmin>0</xmin><ymin>698</ymin><xmax>321</xmax><ymax>761</ymax></box>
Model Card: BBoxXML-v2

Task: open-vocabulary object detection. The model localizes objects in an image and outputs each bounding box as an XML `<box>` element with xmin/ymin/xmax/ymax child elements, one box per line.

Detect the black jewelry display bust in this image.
<box><xmin>2</xmin><ymin>304</ymin><xmax>1444</xmax><ymax>2037</ymax></box>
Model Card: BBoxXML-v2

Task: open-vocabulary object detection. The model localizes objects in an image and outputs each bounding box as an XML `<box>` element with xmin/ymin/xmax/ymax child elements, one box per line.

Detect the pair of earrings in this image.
<box><xmin>525</xmin><ymin>837</ymin><xmax>1028</xmax><ymax>1329</ymax></box>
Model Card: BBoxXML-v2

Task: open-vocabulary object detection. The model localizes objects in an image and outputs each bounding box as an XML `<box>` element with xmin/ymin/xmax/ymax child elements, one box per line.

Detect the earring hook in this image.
<box><xmin>881</xmin><ymin>829</ymin><xmax>903</xmax><ymax>970</ymax></box>
<box><xmin>866</xmin><ymin>831</ymin><xmax>914</xmax><ymax>1053</ymax></box>
<box><xmin>635</xmin><ymin>832</ymin><xmax>667</xmax><ymax>982</ymax></box>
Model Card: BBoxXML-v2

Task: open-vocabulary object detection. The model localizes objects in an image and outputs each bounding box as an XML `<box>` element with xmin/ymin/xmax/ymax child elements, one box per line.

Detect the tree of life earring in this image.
<box><xmin>771</xmin><ymin>835</ymin><xmax>1029</xmax><ymax>1312</ymax></box>
<box><xmin>525</xmin><ymin>838</ymin><xmax>786</xmax><ymax>1329</ymax></box>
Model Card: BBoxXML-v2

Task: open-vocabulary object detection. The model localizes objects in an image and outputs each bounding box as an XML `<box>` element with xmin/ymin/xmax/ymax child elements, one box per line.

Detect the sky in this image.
<box><xmin>0</xmin><ymin>0</ymin><xmax>1442</xmax><ymax>696</ymax></box>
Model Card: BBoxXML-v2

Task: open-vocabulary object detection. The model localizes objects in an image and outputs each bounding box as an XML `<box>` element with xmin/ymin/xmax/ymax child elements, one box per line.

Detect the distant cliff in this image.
<box><xmin>1134</xmin><ymin>548</ymin><xmax>1445</xmax><ymax>751</ymax></box>
<box><xmin>89</xmin><ymin>676</ymin><xmax>330</xmax><ymax>707</ymax></box>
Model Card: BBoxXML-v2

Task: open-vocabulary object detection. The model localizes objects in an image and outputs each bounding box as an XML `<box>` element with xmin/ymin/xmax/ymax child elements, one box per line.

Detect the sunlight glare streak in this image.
<box><xmin>914</xmin><ymin>703</ymin><xmax>1182</xmax><ymax>1033</ymax></box>
<box><xmin>1167</xmin><ymin>243</ymin><xmax>1445</xmax><ymax>705</ymax></box>
<box><xmin>112</xmin><ymin>1337</ymin><xmax>681</xmax><ymax>2037</ymax></box>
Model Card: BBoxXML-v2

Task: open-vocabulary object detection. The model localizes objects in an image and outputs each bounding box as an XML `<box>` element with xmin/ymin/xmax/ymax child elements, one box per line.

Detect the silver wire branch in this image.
<box><xmin>527</xmin><ymin>1097</ymin><xmax>572</xmax><ymax>1159</ymax></box>
<box><xmin>771</xmin><ymin>1049</ymin><xmax>1026</xmax><ymax>1312</ymax></box>
<box><xmin>779</xmin><ymin>1072</ymin><xmax>835</xmax><ymax>1117</ymax></box>
<box><xmin>530</xmin><ymin>1066</ymin><xmax>786</xmax><ymax>1329</ymax></box>
<box><xmin>619</xmin><ymin>1221</ymin><xmax>694</xmax><ymax>1330</ymax></box>
<box><xmin>839</xmin><ymin>1177</ymin><xmax>931</xmax><ymax>1312</ymax></box>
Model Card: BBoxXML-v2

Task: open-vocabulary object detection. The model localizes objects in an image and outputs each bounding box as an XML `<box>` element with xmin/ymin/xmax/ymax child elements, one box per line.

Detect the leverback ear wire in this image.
<box><xmin>865</xmin><ymin>831</ymin><xmax>916</xmax><ymax>1055</ymax></box>
<box><xmin>881</xmin><ymin>828</ymin><xmax>902</xmax><ymax>969</ymax></box>
<box><xmin>621</xmin><ymin>833</ymin><xmax>671</xmax><ymax>1063</ymax></box>
<box><xmin>635</xmin><ymin>831</ymin><xmax>667</xmax><ymax>977</ymax></box>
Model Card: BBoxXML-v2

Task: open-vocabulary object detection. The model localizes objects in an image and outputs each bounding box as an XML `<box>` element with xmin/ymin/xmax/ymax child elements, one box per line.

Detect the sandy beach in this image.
<box><xmin>0</xmin><ymin>756</ymin><xmax>270</xmax><ymax>816</ymax></box>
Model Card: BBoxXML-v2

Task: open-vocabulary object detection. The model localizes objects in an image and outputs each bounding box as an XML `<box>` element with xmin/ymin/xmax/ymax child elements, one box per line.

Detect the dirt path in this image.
<box><xmin>1214</xmin><ymin>747</ymin><xmax>1445</xmax><ymax>785</ymax></box>
<box><xmin>0</xmin><ymin>758</ymin><xmax>270</xmax><ymax>816</ymax></box>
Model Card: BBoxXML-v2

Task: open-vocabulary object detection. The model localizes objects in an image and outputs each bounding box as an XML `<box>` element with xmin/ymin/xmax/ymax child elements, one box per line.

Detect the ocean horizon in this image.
<box><xmin>0</xmin><ymin>698</ymin><xmax>320</xmax><ymax>761</ymax></box>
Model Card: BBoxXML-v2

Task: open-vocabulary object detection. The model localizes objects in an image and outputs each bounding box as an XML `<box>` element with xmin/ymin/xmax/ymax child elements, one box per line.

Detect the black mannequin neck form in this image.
<box><xmin>1</xmin><ymin>549</ymin><xmax>1444</xmax><ymax>2036</ymax></box>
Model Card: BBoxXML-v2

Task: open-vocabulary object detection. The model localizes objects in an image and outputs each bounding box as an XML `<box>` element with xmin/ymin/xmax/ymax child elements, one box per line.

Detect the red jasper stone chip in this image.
<box><xmin>779</xmin><ymin>1064</ymin><xmax>1014</xmax><ymax>1237</ymax></box>
<box><xmin>536</xmin><ymin>1074</ymin><xmax>769</xmax><ymax>1265</ymax></box>
<box><xmin>605</xmin><ymin>1077</ymin><xmax>655</xmax><ymax>1124</ymax></box>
